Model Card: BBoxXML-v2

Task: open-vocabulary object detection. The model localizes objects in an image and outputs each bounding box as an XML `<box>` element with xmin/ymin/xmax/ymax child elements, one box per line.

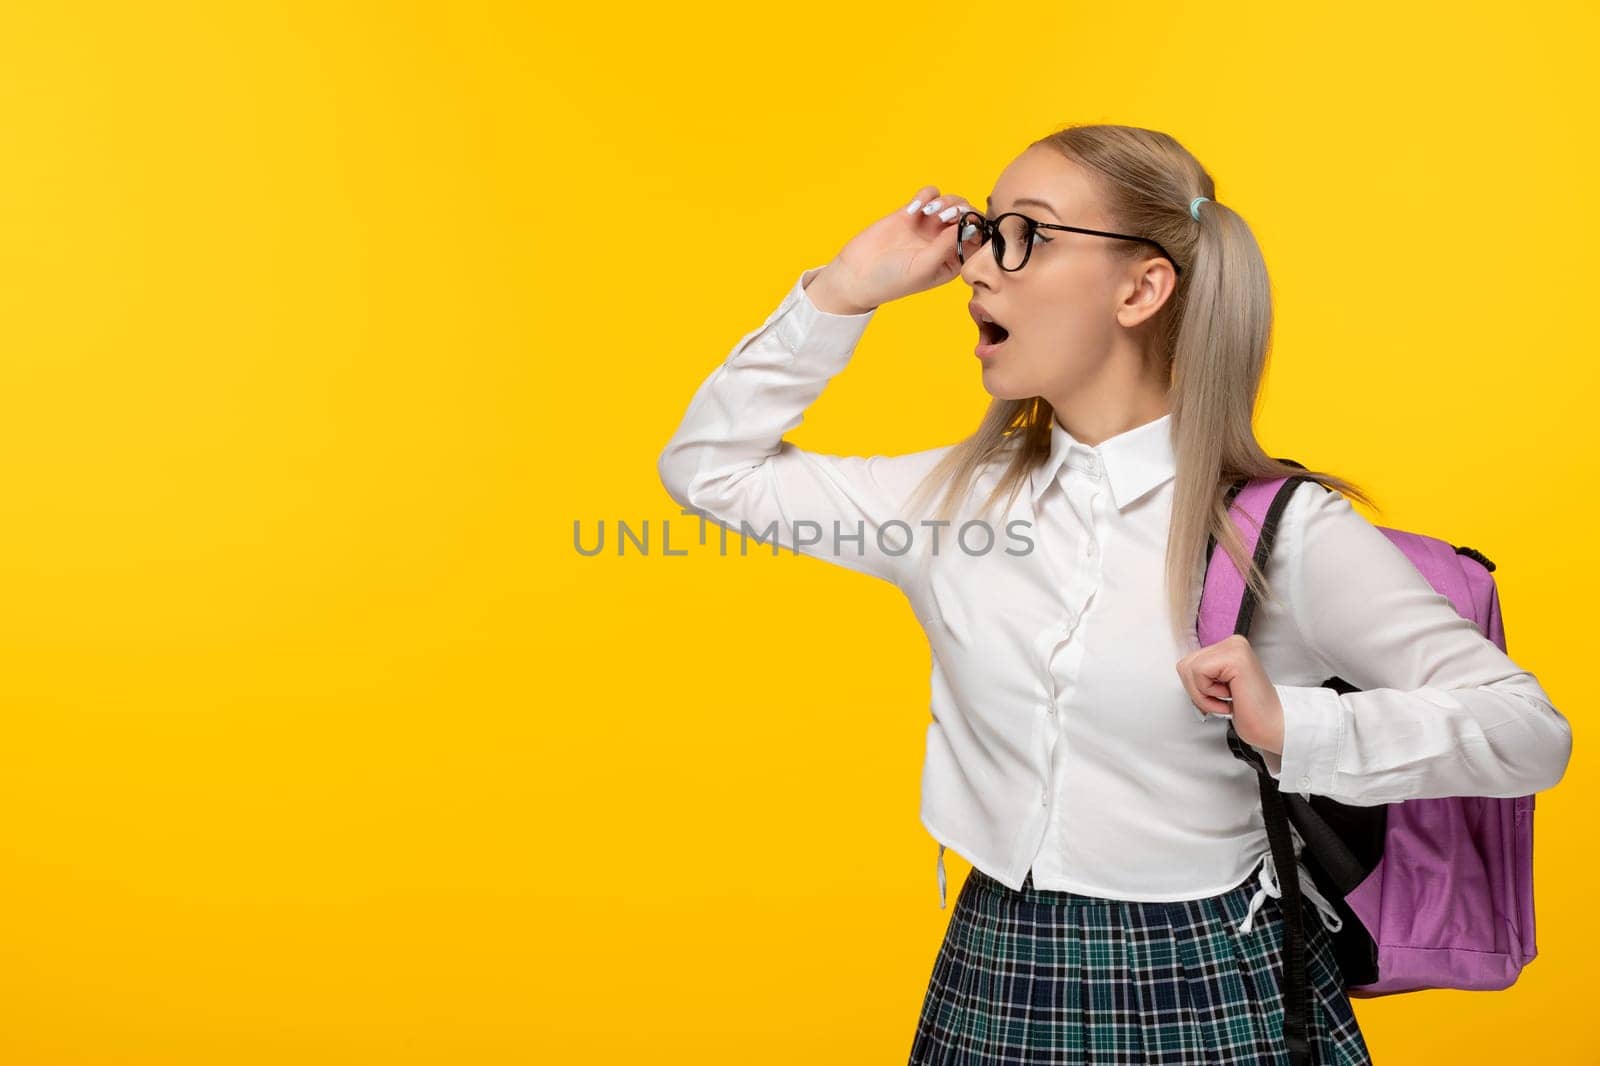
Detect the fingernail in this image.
<box><xmin>921</xmin><ymin>199</ymin><xmax>944</xmax><ymax>215</ymax></box>
<box><xmin>905</xmin><ymin>198</ymin><xmax>924</xmax><ymax>215</ymax></box>
<box><xmin>938</xmin><ymin>206</ymin><xmax>959</xmax><ymax>221</ymax></box>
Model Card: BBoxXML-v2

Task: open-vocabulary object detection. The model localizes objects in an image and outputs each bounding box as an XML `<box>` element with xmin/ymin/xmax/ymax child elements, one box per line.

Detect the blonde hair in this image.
<box><xmin>906</xmin><ymin>122</ymin><xmax>1375</xmax><ymax>650</ymax></box>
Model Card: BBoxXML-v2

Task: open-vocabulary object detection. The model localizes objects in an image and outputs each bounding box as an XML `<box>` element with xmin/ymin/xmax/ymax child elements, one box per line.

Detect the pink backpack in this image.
<box><xmin>1197</xmin><ymin>467</ymin><xmax>1537</xmax><ymax>1066</ymax></box>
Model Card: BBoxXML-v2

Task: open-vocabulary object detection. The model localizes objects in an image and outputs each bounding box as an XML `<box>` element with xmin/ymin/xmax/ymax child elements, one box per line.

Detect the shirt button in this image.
<box><xmin>1083</xmin><ymin>540</ymin><xmax>1097</xmax><ymax>557</ymax></box>
<box><xmin>1040</xmin><ymin>789</ymin><xmax>1048</xmax><ymax>807</ymax></box>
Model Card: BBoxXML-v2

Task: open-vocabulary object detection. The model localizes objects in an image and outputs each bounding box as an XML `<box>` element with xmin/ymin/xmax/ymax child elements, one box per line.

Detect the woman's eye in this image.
<box><xmin>1033</xmin><ymin>232</ymin><xmax>1052</xmax><ymax>246</ymax></box>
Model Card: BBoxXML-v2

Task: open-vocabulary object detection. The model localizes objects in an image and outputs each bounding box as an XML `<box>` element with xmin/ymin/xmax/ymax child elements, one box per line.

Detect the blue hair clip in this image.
<box><xmin>1189</xmin><ymin>196</ymin><xmax>1210</xmax><ymax>220</ymax></box>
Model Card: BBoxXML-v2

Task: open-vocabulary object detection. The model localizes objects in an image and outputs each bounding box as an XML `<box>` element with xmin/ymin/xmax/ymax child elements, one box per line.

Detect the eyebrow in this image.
<box><xmin>986</xmin><ymin>195</ymin><xmax>1061</xmax><ymax>219</ymax></box>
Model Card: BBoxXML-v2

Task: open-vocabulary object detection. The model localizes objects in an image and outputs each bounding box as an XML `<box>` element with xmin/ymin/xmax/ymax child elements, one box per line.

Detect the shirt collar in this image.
<box><xmin>1028</xmin><ymin>411</ymin><xmax>1176</xmax><ymax>510</ymax></box>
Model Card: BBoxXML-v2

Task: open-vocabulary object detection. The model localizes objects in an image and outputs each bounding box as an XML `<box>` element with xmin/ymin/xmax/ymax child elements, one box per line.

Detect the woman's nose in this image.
<box><xmin>959</xmin><ymin>234</ymin><xmax>996</xmax><ymax>286</ymax></box>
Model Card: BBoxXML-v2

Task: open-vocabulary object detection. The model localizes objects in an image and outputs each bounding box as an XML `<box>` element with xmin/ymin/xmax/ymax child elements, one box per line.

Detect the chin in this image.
<box><xmin>979</xmin><ymin>369</ymin><xmax>1034</xmax><ymax>402</ymax></box>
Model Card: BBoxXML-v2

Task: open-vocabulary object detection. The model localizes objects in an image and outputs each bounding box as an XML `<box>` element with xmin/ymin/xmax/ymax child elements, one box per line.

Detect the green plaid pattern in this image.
<box><xmin>908</xmin><ymin>860</ymin><xmax>1372</xmax><ymax>1064</ymax></box>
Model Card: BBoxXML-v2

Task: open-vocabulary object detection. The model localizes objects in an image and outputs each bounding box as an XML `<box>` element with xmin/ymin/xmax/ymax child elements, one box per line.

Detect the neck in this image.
<box><xmin>1043</xmin><ymin>330</ymin><xmax>1172</xmax><ymax>446</ymax></box>
<box><xmin>1048</xmin><ymin>392</ymin><xmax>1170</xmax><ymax>448</ymax></box>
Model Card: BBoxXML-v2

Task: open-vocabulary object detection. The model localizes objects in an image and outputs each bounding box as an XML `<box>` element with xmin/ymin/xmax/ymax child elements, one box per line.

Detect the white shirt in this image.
<box><xmin>658</xmin><ymin>264</ymin><xmax>1573</xmax><ymax>934</ymax></box>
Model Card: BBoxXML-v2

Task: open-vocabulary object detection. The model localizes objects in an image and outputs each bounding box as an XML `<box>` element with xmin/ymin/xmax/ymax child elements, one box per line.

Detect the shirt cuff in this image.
<box><xmin>767</xmin><ymin>265</ymin><xmax>875</xmax><ymax>363</ymax></box>
<box><xmin>1270</xmin><ymin>683</ymin><xmax>1346</xmax><ymax>799</ymax></box>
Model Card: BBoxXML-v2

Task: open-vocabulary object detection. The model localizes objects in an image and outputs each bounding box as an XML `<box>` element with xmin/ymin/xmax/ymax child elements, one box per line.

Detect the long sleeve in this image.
<box><xmin>1262</xmin><ymin>481</ymin><xmax>1572</xmax><ymax>805</ymax></box>
<box><xmin>657</xmin><ymin>265</ymin><xmax>953</xmax><ymax>589</ymax></box>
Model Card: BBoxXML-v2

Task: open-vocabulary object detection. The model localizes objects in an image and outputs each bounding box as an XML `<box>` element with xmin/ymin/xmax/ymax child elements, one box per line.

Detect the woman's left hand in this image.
<box><xmin>1175</xmin><ymin>634</ymin><xmax>1285</xmax><ymax>754</ymax></box>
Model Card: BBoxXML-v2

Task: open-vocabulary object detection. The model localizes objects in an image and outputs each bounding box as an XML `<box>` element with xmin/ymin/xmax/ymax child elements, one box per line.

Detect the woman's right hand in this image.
<box><xmin>808</xmin><ymin>185</ymin><xmax>980</xmax><ymax>314</ymax></box>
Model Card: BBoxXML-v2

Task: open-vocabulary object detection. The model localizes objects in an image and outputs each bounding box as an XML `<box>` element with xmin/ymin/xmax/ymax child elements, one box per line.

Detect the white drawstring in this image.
<box><xmin>1237</xmin><ymin>848</ymin><xmax>1344</xmax><ymax>936</ymax></box>
<box><xmin>936</xmin><ymin>842</ymin><xmax>948</xmax><ymax>909</ymax></box>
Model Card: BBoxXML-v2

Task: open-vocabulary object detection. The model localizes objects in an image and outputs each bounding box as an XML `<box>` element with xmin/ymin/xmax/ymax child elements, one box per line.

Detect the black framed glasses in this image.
<box><xmin>956</xmin><ymin>210</ymin><xmax>1183</xmax><ymax>276</ymax></box>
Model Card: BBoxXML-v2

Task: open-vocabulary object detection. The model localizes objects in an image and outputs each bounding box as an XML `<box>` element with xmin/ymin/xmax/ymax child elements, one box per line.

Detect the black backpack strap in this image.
<box><xmin>1211</xmin><ymin>472</ymin><xmax>1314</xmax><ymax>1066</ymax></box>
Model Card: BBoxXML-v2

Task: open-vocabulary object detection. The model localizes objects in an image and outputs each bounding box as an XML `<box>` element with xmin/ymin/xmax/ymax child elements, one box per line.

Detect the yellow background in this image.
<box><xmin>0</xmin><ymin>1</ymin><xmax>1592</xmax><ymax>1062</ymax></box>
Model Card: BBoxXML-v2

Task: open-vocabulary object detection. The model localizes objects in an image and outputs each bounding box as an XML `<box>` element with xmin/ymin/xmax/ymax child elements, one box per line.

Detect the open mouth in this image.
<box><xmin>978</xmin><ymin>319</ymin><xmax>1011</xmax><ymax>347</ymax></box>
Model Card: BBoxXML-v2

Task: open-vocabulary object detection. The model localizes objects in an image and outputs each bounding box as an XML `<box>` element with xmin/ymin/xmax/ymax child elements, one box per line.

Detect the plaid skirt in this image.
<box><xmin>907</xmin><ymin>859</ymin><xmax>1372</xmax><ymax>1065</ymax></box>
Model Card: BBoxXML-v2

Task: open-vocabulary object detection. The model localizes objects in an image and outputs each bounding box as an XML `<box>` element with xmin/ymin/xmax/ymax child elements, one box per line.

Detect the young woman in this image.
<box><xmin>657</xmin><ymin>123</ymin><xmax>1571</xmax><ymax>1065</ymax></box>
